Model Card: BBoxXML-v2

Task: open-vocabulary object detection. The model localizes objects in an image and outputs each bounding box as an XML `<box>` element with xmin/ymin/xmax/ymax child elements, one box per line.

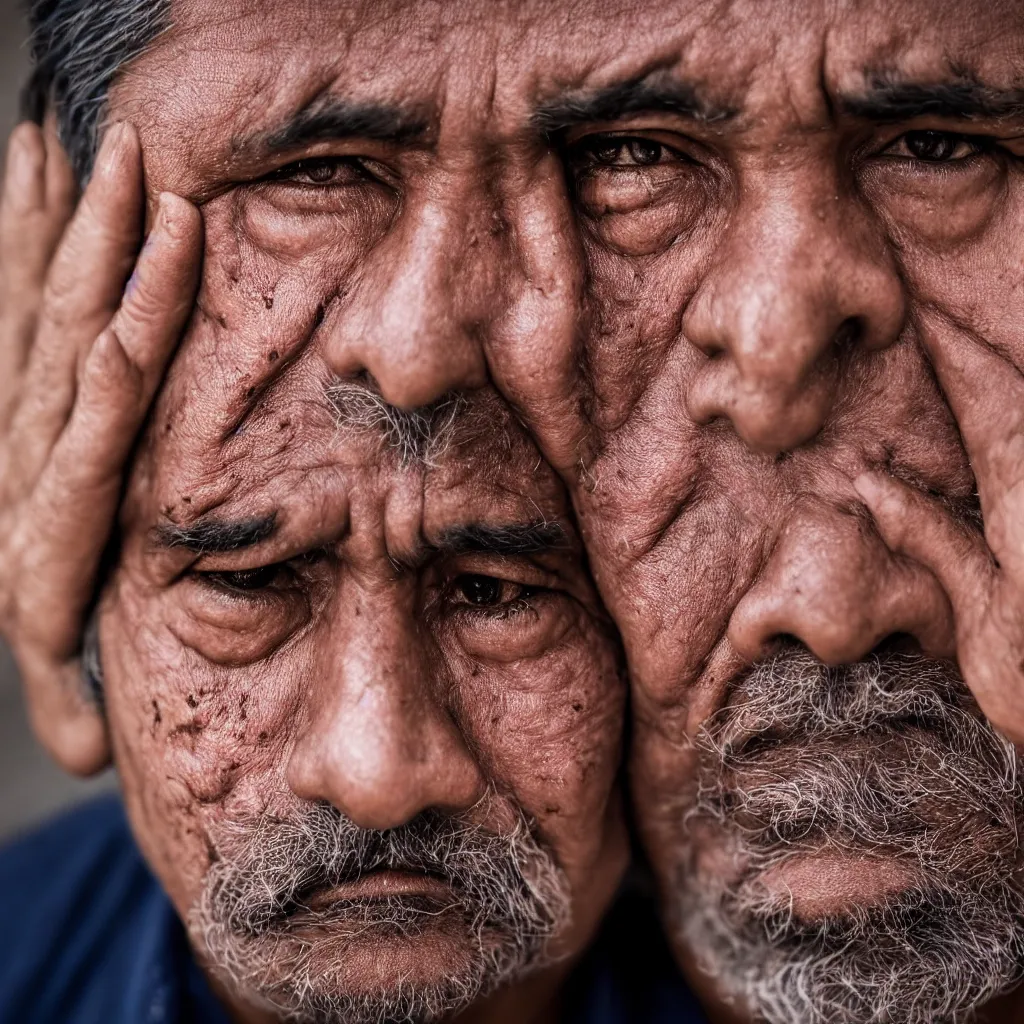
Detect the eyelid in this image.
<box><xmin>443</xmin><ymin>553</ymin><xmax>562</xmax><ymax>589</ymax></box>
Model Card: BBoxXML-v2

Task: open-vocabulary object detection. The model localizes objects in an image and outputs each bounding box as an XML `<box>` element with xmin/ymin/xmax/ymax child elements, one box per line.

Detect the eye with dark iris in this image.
<box><xmin>270</xmin><ymin>157</ymin><xmax>360</xmax><ymax>185</ymax></box>
<box><xmin>902</xmin><ymin>130</ymin><xmax>976</xmax><ymax>162</ymax></box>
<box><xmin>455</xmin><ymin>574</ymin><xmax>506</xmax><ymax>607</ymax></box>
<box><xmin>590</xmin><ymin>138</ymin><xmax>667</xmax><ymax>167</ymax></box>
<box><xmin>208</xmin><ymin>566</ymin><xmax>280</xmax><ymax>592</ymax></box>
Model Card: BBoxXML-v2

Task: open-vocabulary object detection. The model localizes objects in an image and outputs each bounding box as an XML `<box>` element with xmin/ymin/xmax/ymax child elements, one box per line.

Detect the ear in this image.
<box><xmin>21</xmin><ymin>616</ymin><xmax>111</xmax><ymax>778</ymax></box>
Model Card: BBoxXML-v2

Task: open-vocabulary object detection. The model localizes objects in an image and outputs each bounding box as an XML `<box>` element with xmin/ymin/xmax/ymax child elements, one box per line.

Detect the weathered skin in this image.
<box><xmin>107</xmin><ymin>381</ymin><xmax>628</xmax><ymax>1023</ymax></box>
<box><xmin>3</xmin><ymin>0</ymin><xmax>1024</xmax><ymax>1021</ymax></box>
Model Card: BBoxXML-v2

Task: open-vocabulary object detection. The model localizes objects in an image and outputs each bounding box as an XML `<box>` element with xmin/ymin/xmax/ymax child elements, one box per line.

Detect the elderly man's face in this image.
<box><xmin>100</xmin><ymin>378</ymin><xmax>626</xmax><ymax>1022</ymax></box>
<box><xmin>103</xmin><ymin>0</ymin><xmax>1024</xmax><ymax>1020</ymax></box>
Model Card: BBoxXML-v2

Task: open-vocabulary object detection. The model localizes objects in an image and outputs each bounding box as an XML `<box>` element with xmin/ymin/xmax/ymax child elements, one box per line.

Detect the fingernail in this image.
<box><xmin>95</xmin><ymin>121</ymin><xmax>131</xmax><ymax>178</ymax></box>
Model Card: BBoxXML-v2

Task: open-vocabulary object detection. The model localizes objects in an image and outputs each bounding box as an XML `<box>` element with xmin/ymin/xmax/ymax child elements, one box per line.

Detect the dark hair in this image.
<box><xmin>20</xmin><ymin>0</ymin><xmax>171</xmax><ymax>182</ymax></box>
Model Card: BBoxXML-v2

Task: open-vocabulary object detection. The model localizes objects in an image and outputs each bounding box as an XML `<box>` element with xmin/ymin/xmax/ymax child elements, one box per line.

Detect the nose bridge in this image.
<box><xmin>726</xmin><ymin>180</ymin><xmax>850</xmax><ymax>378</ymax></box>
<box><xmin>321</xmin><ymin>167</ymin><xmax>501</xmax><ymax>409</ymax></box>
<box><xmin>685</xmin><ymin>163</ymin><xmax>905</xmax><ymax>452</ymax></box>
<box><xmin>728</xmin><ymin>496</ymin><xmax>955</xmax><ymax>666</ymax></box>
<box><xmin>287</xmin><ymin>582</ymin><xmax>485</xmax><ymax>830</ymax></box>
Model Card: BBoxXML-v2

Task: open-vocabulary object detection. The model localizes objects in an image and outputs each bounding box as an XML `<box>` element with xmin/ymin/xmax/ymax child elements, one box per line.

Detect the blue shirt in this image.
<box><xmin>0</xmin><ymin>797</ymin><xmax>706</xmax><ymax>1024</ymax></box>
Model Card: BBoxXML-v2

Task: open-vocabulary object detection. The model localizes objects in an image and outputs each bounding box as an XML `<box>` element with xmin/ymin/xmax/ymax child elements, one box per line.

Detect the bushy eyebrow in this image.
<box><xmin>236</xmin><ymin>96</ymin><xmax>429</xmax><ymax>156</ymax></box>
<box><xmin>533</xmin><ymin>76</ymin><xmax>736</xmax><ymax>135</ymax></box>
<box><xmin>155</xmin><ymin>513</ymin><xmax>278</xmax><ymax>554</ymax></box>
<box><xmin>438</xmin><ymin>521</ymin><xmax>569</xmax><ymax>557</ymax></box>
<box><xmin>841</xmin><ymin>77</ymin><xmax>1024</xmax><ymax>123</ymax></box>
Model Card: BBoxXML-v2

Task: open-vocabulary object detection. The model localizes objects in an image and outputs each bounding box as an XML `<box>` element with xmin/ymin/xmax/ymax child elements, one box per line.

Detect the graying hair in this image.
<box><xmin>192</xmin><ymin>797</ymin><xmax>570</xmax><ymax>1024</ymax></box>
<box><xmin>326</xmin><ymin>378</ymin><xmax>466</xmax><ymax>468</ymax></box>
<box><xmin>22</xmin><ymin>0</ymin><xmax>172</xmax><ymax>182</ymax></box>
<box><xmin>677</xmin><ymin>646</ymin><xmax>1024</xmax><ymax>1024</ymax></box>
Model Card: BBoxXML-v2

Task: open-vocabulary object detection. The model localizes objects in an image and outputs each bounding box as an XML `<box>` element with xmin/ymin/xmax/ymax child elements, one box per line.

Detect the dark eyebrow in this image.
<box><xmin>438</xmin><ymin>522</ymin><xmax>569</xmax><ymax>557</ymax></box>
<box><xmin>841</xmin><ymin>76</ymin><xmax>1024</xmax><ymax>123</ymax></box>
<box><xmin>533</xmin><ymin>76</ymin><xmax>736</xmax><ymax>135</ymax></box>
<box><xmin>155</xmin><ymin>513</ymin><xmax>278</xmax><ymax>554</ymax></box>
<box><xmin>236</xmin><ymin>97</ymin><xmax>429</xmax><ymax>156</ymax></box>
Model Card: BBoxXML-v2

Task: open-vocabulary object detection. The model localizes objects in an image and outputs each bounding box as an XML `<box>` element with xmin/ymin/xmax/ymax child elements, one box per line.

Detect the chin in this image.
<box><xmin>197</xmin><ymin>906</ymin><xmax>538</xmax><ymax>1024</ymax></box>
<box><xmin>668</xmin><ymin>646</ymin><xmax>1024</xmax><ymax>1024</ymax></box>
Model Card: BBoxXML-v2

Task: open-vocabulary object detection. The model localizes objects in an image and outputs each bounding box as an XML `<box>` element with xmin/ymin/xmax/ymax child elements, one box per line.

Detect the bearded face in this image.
<box><xmin>676</xmin><ymin>648</ymin><xmax>1024</xmax><ymax>1023</ymax></box>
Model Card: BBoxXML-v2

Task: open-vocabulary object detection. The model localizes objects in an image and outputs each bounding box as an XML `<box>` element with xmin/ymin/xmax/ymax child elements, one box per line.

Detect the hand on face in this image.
<box><xmin>0</xmin><ymin>119</ymin><xmax>201</xmax><ymax>773</ymax></box>
<box><xmin>855</xmin><ymin>328</ymin><xmax>1024</xmax><ymax>747</ymax></box>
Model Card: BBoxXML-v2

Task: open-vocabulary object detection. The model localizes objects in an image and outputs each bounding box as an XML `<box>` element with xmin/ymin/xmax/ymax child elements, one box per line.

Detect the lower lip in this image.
<box><xmin>755</xmin><ymin>853</ymin><xmax>920</xmax><ymax>920</ymax></box>
<box><xmin>305</xmin><ymin>871</ymin><xmax>454</xmax><ymax>908</ymax></box>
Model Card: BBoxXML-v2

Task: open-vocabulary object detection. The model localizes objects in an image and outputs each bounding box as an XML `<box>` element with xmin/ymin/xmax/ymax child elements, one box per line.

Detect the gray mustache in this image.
<box><xmin>202</xmin><ymin>802</ymin><xmax>564</xmax><ymax>940</ymax></box>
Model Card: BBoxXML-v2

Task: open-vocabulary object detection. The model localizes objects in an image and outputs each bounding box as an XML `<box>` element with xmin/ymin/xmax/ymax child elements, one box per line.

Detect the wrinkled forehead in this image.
<box><xmin>127</xmin><ymin>0</ymin><xmax>1023</xmax><ymax>166</ymax></box>
<box><xmin>133</xmin><ymin>379</ymin><xmax>573</xmax><ymax>555</ymax></box>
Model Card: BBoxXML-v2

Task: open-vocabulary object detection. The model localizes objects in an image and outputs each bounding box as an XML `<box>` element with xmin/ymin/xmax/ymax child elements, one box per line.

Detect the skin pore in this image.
<box><xmin>4</xmin><ymin>0</ymin><xmax>1024</xmax><ymax>1021</ymax></box>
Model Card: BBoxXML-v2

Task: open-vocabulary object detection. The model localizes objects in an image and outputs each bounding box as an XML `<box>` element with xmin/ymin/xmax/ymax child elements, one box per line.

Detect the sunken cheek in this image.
<box><xmin>452</xmin><ymin>618</ymin><xmax>625</xmax><ymax>835</ymax></box>
<box><xmin>105</xmin><ymin>606</ymin><xmax>298</xmax><ymax>900</ymax></box>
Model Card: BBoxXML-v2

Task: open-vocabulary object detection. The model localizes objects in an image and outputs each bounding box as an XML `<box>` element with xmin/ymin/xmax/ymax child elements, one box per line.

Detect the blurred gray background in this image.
<box><xmin>0</xmin><ymin>0</ymin><xmax>116</xmax><ymax>841</ymax></box>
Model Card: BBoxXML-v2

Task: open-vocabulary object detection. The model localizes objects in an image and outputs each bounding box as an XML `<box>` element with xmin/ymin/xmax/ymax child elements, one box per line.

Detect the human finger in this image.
<box><xmin>853</xmin><ymin>470</ymin><xmax>993</xmax><ymax>624</ymax></box>
<box><xmin>18</xmin><ymin>193</ymin><xmax>202</xmax><ymax>650</ymax></box>
<box><xmin>41</xmin><ymin>113</ymin><xmax>77</xmax><ymax>222</ymax></box>
<box><xmin>0</xmin><ymin>126</ymin><xmax>57</xmax><ymax>399</ymax></box>
<box><xmin>916</xmin><ymin>321</ymin><xmax>1024</xmax><ymax>530</ymax></box>
<box><xmin>9</xmin><ymin>122</ymin><xmax>145</xmax><ymax>485</ymax></box>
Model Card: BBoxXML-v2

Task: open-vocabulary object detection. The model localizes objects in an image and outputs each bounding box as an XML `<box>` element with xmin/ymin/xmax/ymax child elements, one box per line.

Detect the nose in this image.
<box><xmin>287</xmin><ymin>587</ymin><xmax>485</xmax><ymax>831</ymax></box>
<box><xmin>728</xmin><ymin>496</ymin><xmax>955</xmax><ymax>665</ymax></box>
<box><xmin>684</xmin><ymin>172</ymin><xmax>905</xmax><ymax>453</ymax></box>
<box><xmin>319</xmin><ymin>175</ymin><xmax>495</xmax><ymax>410</ymax></box>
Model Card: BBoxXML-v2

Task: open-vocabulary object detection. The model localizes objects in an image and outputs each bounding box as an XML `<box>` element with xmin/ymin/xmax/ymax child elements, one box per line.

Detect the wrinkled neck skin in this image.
<box><xmin>100</xmin><ymin>0</ymin><xmax>1024</xmax><ymax>1020</ymax></box>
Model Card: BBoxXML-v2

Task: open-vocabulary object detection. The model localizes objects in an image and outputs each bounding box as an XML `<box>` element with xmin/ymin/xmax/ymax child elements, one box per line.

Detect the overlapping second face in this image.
<box><xmin>97</xmin><ymin>362</ymin><xmax>627</xmax><ymax>1022</ymax></box>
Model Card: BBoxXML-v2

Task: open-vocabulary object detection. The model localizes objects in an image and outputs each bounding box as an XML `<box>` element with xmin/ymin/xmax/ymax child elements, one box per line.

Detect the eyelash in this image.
<box><xmin>197</xmin><ymin>567</ymin><xmax>547</xmax><ymax>620</ymax></box>
<box><xmin>572</xmin><ymin>134</ymin><xmax>685</xmax><ymax>170</ymax></box>
<box><xmin>264</xmin><ymin>156</ymin><xmax>377</xmax><ymax>187</ymax></box>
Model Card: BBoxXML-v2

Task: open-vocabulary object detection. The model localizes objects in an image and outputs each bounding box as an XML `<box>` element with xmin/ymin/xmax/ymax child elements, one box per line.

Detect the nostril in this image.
<box><xmin>834</xmin><ymin>316</ymin><xmax>863</xmax><ymax>353</ymax></box>
<box><xmin>870</xmin><ymin>632</ymin><xmax>924</xmax><ymax>659</ymax></box>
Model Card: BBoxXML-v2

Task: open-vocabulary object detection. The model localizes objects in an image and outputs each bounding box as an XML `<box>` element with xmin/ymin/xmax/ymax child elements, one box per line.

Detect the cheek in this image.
<box><xmin>99</xmin><ymin>583</ymin><xmax>303</xmax><ymax>913</ymax></box>
<box><xmin>451</xmin><ymin>617</ymin><xmax>625</xmax><ymax>840</ymax></box>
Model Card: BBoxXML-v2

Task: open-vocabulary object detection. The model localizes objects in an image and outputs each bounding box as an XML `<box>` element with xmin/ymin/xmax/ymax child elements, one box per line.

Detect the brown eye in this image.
<box><xmin>267</xmin><ymin>157</ymin><xmax>369</xmax><ymax>186</ymax></box>
<box><xmin>899</xmin><ymin>131</ymin><xmax>980</xmax><ymax>162</ymax></box>
<box><xmin>583</xmin><ymin>136</ymin><xmax>672</xmax><ymax>168</ymax></box>
<box><xmin>206</xmin><ymin>566</ymin><xmax>280</xmax><ymax>592</ymax></box>
<box><xmin>626</xmin><ymin>139</ymin><xmax>663</xmax><ymax>166</ymax></box>
<box><xmin>455</xmin><ymin>574</ymin><xmax>505</xmax><ymax>607</ymax></box>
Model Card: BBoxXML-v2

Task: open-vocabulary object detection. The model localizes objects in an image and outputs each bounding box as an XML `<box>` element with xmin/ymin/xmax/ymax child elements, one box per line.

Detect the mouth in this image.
<box><xmin>750</xmin><ymin>851</ymin><xmax>924</xmax><ymax>921</ymax></box>
<box><xmin>302</xmin><ymin>870</ymin><xmax>456</xmax><ymax>910</ymax></box>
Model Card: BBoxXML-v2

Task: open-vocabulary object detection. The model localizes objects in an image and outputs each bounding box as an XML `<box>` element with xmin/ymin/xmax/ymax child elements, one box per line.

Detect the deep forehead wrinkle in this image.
<box><xmin>533</xmin><ymin>74</ymin><xmax>737</xmax><ymax>135</ymax></box>
<box><xmin>437</xmin><ymin>521</ymin><xmax>569</xmax><ymax>557</ymax></box>
<box><xmin>155</xmin><ymin>513</ymin><xmax>278</xmax><ymax>554</ymax></box>
<box><xmin>234</xmin><ymin>95</ymin><xmax>430</xmax><ymax>157</ymax></box>
<box><xmin>841</xmin><ymin>74</ymin><xmax>1024</xmax><ymax>123</ymax></box>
